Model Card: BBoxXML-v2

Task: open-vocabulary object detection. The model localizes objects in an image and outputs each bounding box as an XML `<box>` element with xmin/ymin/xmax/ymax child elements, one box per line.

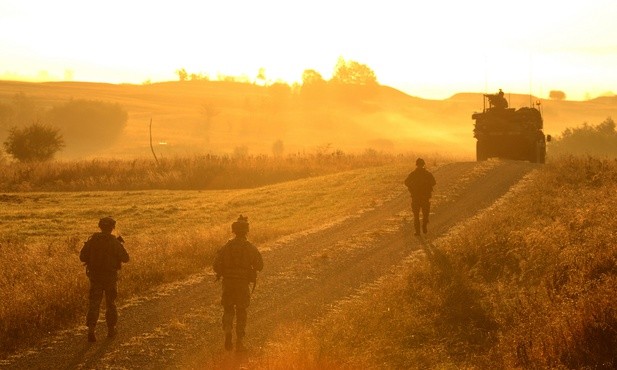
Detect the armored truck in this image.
<box><xmin>472</xmin><ymin>89</ymin><xmax>550</xmax><ymax>163</ymax></box>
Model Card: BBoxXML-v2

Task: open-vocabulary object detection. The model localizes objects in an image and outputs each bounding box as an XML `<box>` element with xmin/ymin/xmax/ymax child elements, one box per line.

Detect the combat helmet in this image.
<box><xmin>98</xmin><ymin>216</ymin><xmax>116</xmax><ymax>229</ymax></box>
<box><xmin>231</xmin><ymin>215</ymin><xmax>249</xmax><ymax>235</ymax></box>
<box><xmin>416</xmin><ymin>158</ymin><xmax>426</xmax><ymax>167</ymax></box>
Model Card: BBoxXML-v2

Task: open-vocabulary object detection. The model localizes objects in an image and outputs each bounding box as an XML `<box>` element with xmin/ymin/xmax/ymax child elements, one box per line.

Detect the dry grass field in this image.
<box><xmin>2</xmin><ymin>154</ymin><xmax>616</xmax><ymax>369</ymax></box>
<box><xmin>249</xmin><ymin>155</ymin><xmax>617</xmax><ymax>369</ymax></box>
<box><xmin>0</xmin><ymin>152</ymin><xmax>407</xmax><ymax>192</ymax></box>
<box><xmin>2</xmin><ymin>79</ymin><xmax>616</xmax><ymax>367</ymax></box>
<box><xmin>0</xmin><ymin>155</ymin><xmax>419</xmax><ymax>352</ymax></box>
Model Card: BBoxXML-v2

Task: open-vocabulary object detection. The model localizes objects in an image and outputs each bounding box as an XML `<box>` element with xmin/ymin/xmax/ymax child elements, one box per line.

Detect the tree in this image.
<box><xmin>176</xmin><ymin>68</ymin><xmax>188</xmax><ymax>81</ymax></box>
<box><xmin>549</xmin><ymin>90</ymin><xmax>566</xmax><ymax>100</ymax></box>
<box><xmin>331</xmin><ymin>57</ymin><xmax>378</xmax><ymax>85</ymax></box>
<box><xmin>329</xmin><ymin>57</ymin><xmax>379</xmax><ymax>103</ymax></box>
<box><xmin>256</xmin><ymin>67</ymin><xmax>267</xmax><ymax>86</ymax></box>
<box><xmin>302</xmin><ymin>69</ymin><xmax>325</xmax><ymax>86</ymax></box>
<box><xmin>272</xmin><ymin>139</ymin><xmax>284</xmax><ymax>157</ymax></box>
<box><xmin>47</xmin><ymin>99</ymin><xmax>127</xmax><ymax>155</ymax></box>
<box><xmin>3</xmin><ymin>122</ymin><xmax>64</xmax><ymax>161</ymax></box>
<box><xmin>201</xmin><ymin>101</ymin><xmax>221</xmax><ymax>143</ymax></box>
<box><xmin>300</xmin><ymin>69</ymin><xmax>327</xmax><ymax>101</ymax></box>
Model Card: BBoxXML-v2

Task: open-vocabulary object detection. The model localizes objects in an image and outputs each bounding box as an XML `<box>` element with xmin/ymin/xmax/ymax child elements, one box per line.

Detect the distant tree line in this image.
<box><xmin>176</xmin><ymin>56</ymin><xmax>379</xmax><ymax>101</ymax></box>
<box><xmin>0</xmin><ymin>95</ymin><xmax>127</xmax><ymax>162</ymax></box>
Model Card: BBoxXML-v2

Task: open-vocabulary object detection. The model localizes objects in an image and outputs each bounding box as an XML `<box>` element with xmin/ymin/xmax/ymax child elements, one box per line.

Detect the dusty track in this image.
<box><xmin>2</xmin><ymin>161</ymin><xmax>538</xmax><ymax>369</ymax></box>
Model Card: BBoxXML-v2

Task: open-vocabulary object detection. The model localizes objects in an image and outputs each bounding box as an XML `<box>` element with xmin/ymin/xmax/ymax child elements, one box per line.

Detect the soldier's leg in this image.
<box><xmin>235</xmin><ymin>305</ymin><xmax>247</xmax><ymax>340</ymax></box>
<box><xmin>222</xmin><ymin>305</ymin><xmax>234</xmax><ymax>350</ymax></box>
<box><xmin>411</xmin><ymin>200</ymin><xmax>421</xmax><ymax>235</ymax></box>
<box><xmin>104</xmin><ymin>281</ymin><xmax>118</xmax><ymax>337</ymax></box>
<box><xmin>86</xmin><ymin>281</ymin><xmax>104</xmax><ymax>328</ymax></box>
<box><xmin>221</xmin><ymin>281</ymin><xmax>236</xmax><ymax>350</ymax></box>
<box><xmin>235</xmin><ymin>284</ymin><xmax>251</xmax><ymax>351</ymax></box>
<box><xmin>421</xmin><ymin>200</ymin><xmax>431</xmax><ymax>233</ymax></box>
<box><xmin>222</xmin><ymin>305</ymin><xmax>235</xmax><ymax>333</ymax></box>
<box><xmin>86</xmin><ymin>281</ymin><xmax>104</xmax><ymax>342</ymax></box>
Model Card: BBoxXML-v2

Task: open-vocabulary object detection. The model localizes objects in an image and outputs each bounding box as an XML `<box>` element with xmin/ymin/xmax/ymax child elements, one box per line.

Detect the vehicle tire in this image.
<box><xmin>530</xmin><ymin>142</ymin><xmax>545</xmax><ymax>163</ymax></box>
<box><xmin>537</xmin><ymin>143</ymin><xmax>546</xmax><ymax>164</ymax></box>
<box><xmin>476</xmin><ymin>140</ymin><xmax>488</xmax><ymax>161</ymax></box>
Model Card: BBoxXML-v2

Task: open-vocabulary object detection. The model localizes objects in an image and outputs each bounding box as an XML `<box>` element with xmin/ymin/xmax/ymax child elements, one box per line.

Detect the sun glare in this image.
<box><xmin>0</xmin><ymin>1</ymin><xmax>616</xmax><ymax>99</ymax></box>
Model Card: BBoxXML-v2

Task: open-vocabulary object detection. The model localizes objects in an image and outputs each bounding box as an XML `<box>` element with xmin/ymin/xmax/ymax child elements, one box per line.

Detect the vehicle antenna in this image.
<box><xmin>529</xmin><ymin>54</ymin><xmax>533</xmax><ymax>107</ymax></box>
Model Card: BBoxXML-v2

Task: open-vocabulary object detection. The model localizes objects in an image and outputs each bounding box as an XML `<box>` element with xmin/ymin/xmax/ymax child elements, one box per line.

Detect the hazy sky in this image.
<box><xmin>1</xmin><ymin>0</ymin><xmax>616</xmax><ymax>100</ymax></box>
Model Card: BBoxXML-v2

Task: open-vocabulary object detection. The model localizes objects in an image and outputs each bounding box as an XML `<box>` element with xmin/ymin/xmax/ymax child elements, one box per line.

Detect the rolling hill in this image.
<box><xmin>0</xmin><ymin>80</ymin><xmax>614</xmax><ymax>159</ymax></box>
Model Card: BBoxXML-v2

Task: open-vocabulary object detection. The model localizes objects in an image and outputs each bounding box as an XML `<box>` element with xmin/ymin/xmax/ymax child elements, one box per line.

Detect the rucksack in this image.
<box><xmin>84</xmin><ymin>233</ymin><xmax>119</xmax><ymax>276</ymax></box>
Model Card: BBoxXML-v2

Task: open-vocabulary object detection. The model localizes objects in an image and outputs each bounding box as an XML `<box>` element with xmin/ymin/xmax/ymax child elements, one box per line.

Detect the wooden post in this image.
<box><xmin>149</xmin><ymin>118</ymin><xmax>159</xmax><ymax>166</ymax></box>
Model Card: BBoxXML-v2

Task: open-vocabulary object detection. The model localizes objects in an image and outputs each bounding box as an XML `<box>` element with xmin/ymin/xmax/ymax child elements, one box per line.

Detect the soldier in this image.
<box><xmin>404</xmin><ymin>158</ymin><xmax>437</xmax><ymax>236</ymax></box>
<box><xmin>213</xmin><ymin>215</ymin><xmax>263</xmax><ymax>352</ymax></box>
<box><xmin>487</xmin><ymin>88</ymin><xmax>509</xmax><ymax>109</ymax></box>
<box><xmin>79</xmin><ymin>216</ymin><xmax>129</xmax><ymax>342</ymax></box>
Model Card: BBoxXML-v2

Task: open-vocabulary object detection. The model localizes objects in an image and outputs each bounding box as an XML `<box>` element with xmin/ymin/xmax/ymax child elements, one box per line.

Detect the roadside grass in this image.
<box><xmin>0</xmin><ymin>155</ymin><xmax>438</xmax><ymax>354</ymax></box>
<box><xmin>251</xmin><ymin>155</ymin><xmax>617</xmax><ymax>369</ymax></box>
<box><xmin>0</xmin><ymin>152</ymin><xmax>407</xmax><ymax>192</ymax></box>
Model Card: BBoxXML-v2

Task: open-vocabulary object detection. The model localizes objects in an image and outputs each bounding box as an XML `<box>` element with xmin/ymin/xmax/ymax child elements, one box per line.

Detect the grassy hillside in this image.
<box><xmin>1</xmin><ymin>80</ymin><xmax>613</xmax><ymax>160</ymax></box>
<box><xmin>253</xmin><ymin>155</ymin><xmax>617</xmax><ymax>369</ymax></box>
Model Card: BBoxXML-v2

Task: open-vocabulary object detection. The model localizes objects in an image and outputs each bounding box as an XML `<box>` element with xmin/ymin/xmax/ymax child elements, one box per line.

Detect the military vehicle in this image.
<box><xmin>472</xmin><ymin>89</ymin><xmax>550</xmax><ymax>163</ymax></box>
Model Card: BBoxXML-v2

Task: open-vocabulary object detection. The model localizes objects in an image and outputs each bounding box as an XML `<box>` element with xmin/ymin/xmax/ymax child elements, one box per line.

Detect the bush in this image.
<box><xmin>3</xmin><ymin>123</ymin><xmax>64</xmax><ymax>162</ymax></box>
<box><xmin>47</xmin><ymin>99</ymin><xmax>127</xmax><ymax>155</ymax></box>
<box><xmin>551</xmin><ymin>117</ymin><xmax>617</xmax><ymax>157</ymax></box>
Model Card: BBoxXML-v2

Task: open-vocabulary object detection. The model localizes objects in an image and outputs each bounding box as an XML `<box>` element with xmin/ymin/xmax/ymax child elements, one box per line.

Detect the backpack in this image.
<box><xmin>83</xmin><ymin>233</ymin><xmax>120</xmax><ymax>277</ymax></box>
<box><xmin>215</xmin><ymin>239</ymin><xmax>257</xmax><ymax>281</ymax></box>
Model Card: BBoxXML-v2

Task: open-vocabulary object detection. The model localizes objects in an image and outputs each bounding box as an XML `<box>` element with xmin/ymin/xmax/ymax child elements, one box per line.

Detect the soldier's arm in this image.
<box><xmin>404</xmin><ymin>173</ymin><xmax>413</xmax><ymax>188</ymax></box>
<box><xmin>79</xmin><ymin>240</ymin><xmax>90</xmax><ymax>263</ymax></box>
<box><xmin>117</xmin><ymin>242</ymin><xmax>129</xmax><ymax>263</ymax></box>
<box><xmin>212</xmin><ymin>247</ymin><xmax>224</xmax><ymax>276</ymax></box>
<box><xmin>253</xmin><ymin>246</ymin><xmax>264</xmax><ymax>272</ymax></box>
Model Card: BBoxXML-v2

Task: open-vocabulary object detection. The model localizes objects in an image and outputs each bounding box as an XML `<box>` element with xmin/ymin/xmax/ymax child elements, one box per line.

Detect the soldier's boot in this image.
<box><xmin>422</xmin><ymin>222</ymin><xmax>428</xmax><ymax>234</ymax></box>
<box><xmin>107</xmin><ymin>326</ymin><xmax>117</xmax><ymax>339</ymax></box>
<box><xmin>87</xmin><ymin>326</ymin><xmax>96</xmax><ymax>343</ymax></box>
<box><xmin>224</xmin><ymin>331</ymin><xmax>233</xmax><ymax>351</ymax></box>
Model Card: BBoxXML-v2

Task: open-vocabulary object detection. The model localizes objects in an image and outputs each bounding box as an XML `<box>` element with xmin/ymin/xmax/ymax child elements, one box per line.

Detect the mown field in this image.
<box><xmin>251</xmin><ymin>155</ymin><xmax>617</xmax><ymax>369</ymax></box>
<box><xmin>0</xmin><ymin>153</ymin><xmax>422</xmax><ymax>353</ymax></box>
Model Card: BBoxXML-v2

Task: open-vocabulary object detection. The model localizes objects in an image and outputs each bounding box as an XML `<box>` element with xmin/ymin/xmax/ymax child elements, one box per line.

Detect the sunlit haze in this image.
<box><xmin>1</xmin><ymin>0</ymin><xmax>616</xmax><ymax>100</ymax></box>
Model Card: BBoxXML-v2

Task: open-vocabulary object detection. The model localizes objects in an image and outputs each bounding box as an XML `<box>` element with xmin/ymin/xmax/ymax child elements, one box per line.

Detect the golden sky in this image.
<box><xmin>1</xmin><ymin>0</ymin><xmax>616</xmax><ymax>100</ymax></box>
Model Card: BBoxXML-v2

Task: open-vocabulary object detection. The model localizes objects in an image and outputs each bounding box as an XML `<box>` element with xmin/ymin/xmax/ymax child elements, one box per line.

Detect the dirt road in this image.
<box><xmin>2</xmin><ymin>161</ymin><xmax>538</xmax><ymax>369</ymax></box>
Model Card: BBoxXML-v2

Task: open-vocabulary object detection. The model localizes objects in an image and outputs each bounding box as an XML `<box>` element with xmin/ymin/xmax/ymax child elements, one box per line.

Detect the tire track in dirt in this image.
<box><xmin>2</xmin><ymin>161</ymin><xmax>538</xmax><ymax>370</ymax></box>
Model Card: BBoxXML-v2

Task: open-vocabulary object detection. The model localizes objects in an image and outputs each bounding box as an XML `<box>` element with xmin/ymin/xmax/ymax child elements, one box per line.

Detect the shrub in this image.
<box><xmin>3</xmin><ymin>122</ymin><xmax>64</xmax><ymax>162</ymax></box>
<box><xmin>551</xmin><ymin>117</ymin><xmax>617</xmax><ymax>157</ymax></box>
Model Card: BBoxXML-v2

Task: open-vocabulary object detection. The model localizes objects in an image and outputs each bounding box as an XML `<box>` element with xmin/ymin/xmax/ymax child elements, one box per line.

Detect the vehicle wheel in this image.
<box><xmin>476</xmin><ymin>141</ymin><xmax>487</xmax><ymax>161</ymax></box>
<box><xmin>537</xmin><ymin>143</ymin><xmax>546</xmax><ymax>164</ymax></box>
<box><xmin>530</xmin><ymin>142</ymin><xmax>545</xmax><ymax>163</ymax></box>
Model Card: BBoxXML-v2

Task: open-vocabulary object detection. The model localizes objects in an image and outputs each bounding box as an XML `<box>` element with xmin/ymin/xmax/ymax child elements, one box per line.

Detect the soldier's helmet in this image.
<box><xmin>98</xmin><ymin>216</ymin><xmax>116</xmax><ymax>229</ymax></box>
<box><xmin>231</xmin><ymin>215</ymin><xmax>249</xmax><ymax>235</ymax></box>
<box><xmin>416</xmin><ymin>158</ymin><xmax>426</xmax><ymax>167</ymax></box>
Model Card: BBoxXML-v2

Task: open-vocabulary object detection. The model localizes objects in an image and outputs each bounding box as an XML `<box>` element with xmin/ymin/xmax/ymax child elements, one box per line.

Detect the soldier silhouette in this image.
<box><xmin>404</xmin><ymin>158</ymin><xmax>436</xmax><ymax>236</ymax></box>
<box><xmin>213</xmin><ymin>215</ymin><xmax>263</xmax><ymax>352</ymax></box>
<box><xmin>487</xmin><ymin>89</ymin><xmax>508</xmax><ymax>109</ymax></box>
<box><xmin>80</xmin><ymin>217</ymin><xmax>129</xmax><ymax>342</ymax></box>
